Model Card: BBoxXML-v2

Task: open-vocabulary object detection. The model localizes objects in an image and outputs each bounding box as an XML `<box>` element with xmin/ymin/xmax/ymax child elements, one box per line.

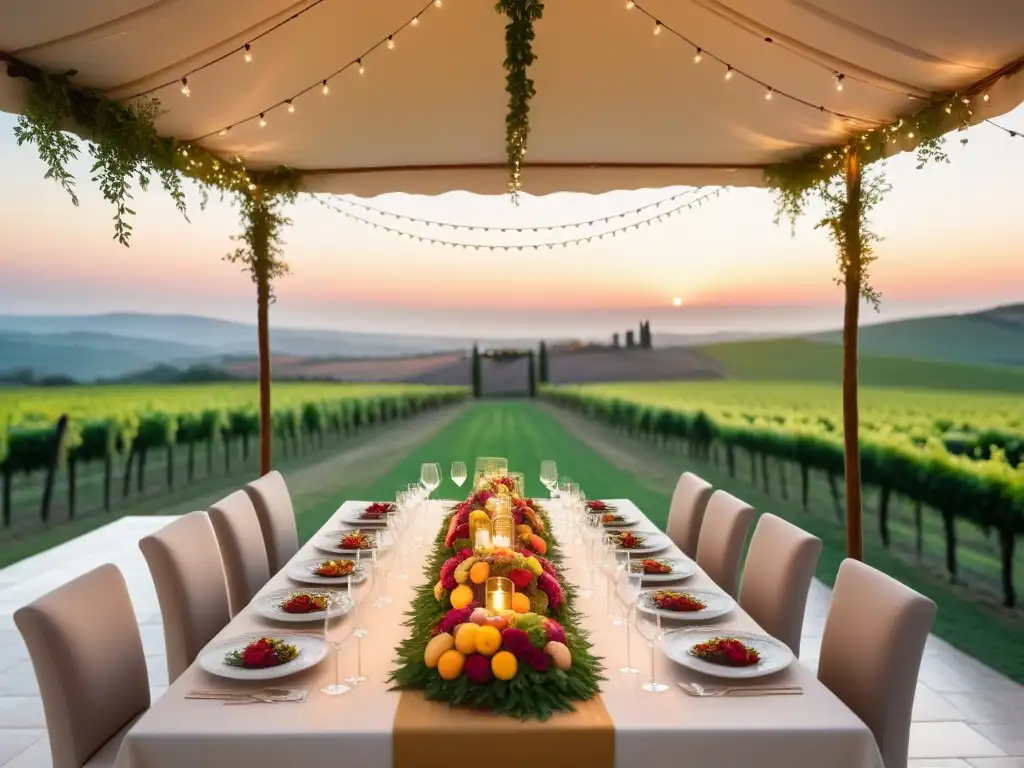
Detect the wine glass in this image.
<box><xmin>635</xmin><ymin>608</ymin><xmax>669</xmax><ymax>693</ymax></box>
<box><xmin>601</xmin><ymin>535</ymin><xmax>624</xmax><ymax>626</ymax></box>
<box><xmin>388</xmin><ymin>494</ymin><xmax>409</xmax><ymax>580</ymax></box>
<box><xmin>540</xmin><ymin>460</ymin><xmax>558</xmax><ymax>496</ymax></box>
<box><xmin>420</xmin><ymin>463</ymin><xmax>440</xmax><ymax>496</ymax></box>
<box><xmin>615</xmin><ymin>568</ymin><xmax>642</xmax><ymax>675</ymax></box>
<box><xmin>451</xmin><ymin>461</ymin><xmax>467</xmax><ymax>488</ymax></box>
<box><xmin>321</xmin><ymin>590</ymin><xmax>354</xmax><ymax>695</ymax></box>
<box><xmin>344</xmin><ymin>567</ymin><xmax>376</xmax><ymax>684</ymax></box>
<box><xmin>371</xmin><ymin>547</ymin><xmax>392</xmax><ymax>607</ymax></box>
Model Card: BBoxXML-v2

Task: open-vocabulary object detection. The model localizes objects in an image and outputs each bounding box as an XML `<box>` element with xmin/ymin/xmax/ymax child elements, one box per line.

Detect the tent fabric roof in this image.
<box><xmin>1</xmin><ymin>0</ymin><xmax>1022</xmax><ymax>195</ymax></box>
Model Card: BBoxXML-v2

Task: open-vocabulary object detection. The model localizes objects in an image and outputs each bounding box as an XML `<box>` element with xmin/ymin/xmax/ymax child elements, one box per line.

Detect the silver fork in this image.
<box><xmin>677</xmin><ymin>682</ymin><xmax>803</xmax><ymax>697</ymax></box>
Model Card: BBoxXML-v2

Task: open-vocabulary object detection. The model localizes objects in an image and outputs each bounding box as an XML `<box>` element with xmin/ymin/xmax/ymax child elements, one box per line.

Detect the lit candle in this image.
<box><xmin>492</xmin><ymin>533</ymin><xmax>511</xmax><ymax>548</ymax></box>
<box><xmin>485</xmin><ymin>577</ymin><xmax>514</xmax><ymax>614</ymax></box>
<box><xmin>475</xmin><ymin>527</ymin><xmax>491</xmax><ymax>549</ymax></box>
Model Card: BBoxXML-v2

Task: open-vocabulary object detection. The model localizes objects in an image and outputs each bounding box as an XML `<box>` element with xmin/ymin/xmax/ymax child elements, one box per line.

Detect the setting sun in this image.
<box><xmin>672</xmin><ymin>297</ymin><xmax>683</xmax><ymax>307</ymax></box>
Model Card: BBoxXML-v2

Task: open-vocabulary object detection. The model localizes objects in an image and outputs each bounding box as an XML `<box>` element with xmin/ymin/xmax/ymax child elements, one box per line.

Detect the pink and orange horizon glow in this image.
<box><xmin>0</xmin><ymin>105</ymin><xmax>1022</xmax><ymax>339</ymax></box>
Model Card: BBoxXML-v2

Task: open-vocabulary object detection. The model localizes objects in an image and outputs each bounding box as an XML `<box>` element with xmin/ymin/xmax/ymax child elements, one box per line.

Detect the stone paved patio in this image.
<box><xmin>0</xmin><ymin>516</ymin><xmax>1020</xmax><ymax>767</ymax></box>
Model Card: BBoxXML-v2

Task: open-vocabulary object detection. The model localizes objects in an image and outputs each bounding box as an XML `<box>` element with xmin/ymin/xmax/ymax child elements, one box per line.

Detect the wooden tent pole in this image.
<box><xmin>842</xmin><ymin>150</ymin><xmax>864</xmax><ymax>561</ymax></box>
<box><xmin>251</xmin><ymin>198</ymin><xmax>273</xmax><ymax>478</ymax></box>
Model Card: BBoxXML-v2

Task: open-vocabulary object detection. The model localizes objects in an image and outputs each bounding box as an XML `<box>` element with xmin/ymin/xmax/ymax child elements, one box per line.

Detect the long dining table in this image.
<box><xmin>114</xmin><ymin>497</ymin><xmax>884</xmax><ymax>768</ymax></box>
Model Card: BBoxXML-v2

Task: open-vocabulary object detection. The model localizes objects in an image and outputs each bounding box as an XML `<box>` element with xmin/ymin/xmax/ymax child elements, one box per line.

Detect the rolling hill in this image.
<box><xmin>811</xmin><ymin>303</ymin><xmax>1024</xmax><ymax>368</ymax></box>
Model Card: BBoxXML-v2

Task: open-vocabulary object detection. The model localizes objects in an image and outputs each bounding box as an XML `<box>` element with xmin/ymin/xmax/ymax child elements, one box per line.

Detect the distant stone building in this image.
<box><xmin>625</xmin><ymin>330</ymin><xmax>635</xmax><ymax>348</ymax></box>
<box><xmin>612</xmin><ymin>333</ymin><xmax>620</xmax><ymax>348</ymax></box>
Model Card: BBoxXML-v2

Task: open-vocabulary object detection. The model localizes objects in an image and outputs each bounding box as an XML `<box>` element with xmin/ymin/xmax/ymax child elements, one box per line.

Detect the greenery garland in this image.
<box><xmin>495</xmin><ymin>0</ymin><xmax>544</xmax><ymax>202</ymax></box>
<box><xmin>391</xmin><ymin>495</ymin><xmax>604</xmax><ymax>720</ymax></box>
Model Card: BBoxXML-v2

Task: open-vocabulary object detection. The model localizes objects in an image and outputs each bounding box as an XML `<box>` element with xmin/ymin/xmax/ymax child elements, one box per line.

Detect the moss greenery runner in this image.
<box><xmin>391</xmin><ymin>476</ymin><xmax>603</xmax><ymax>720</ymax></box>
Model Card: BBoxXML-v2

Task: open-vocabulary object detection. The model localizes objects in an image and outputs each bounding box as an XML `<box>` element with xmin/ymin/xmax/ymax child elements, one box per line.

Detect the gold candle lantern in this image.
<box><xmin>470</xmin><ymin>515</ymin><xmax>492</xmax><ymax>549</ymax></box>
<box><xmin>485</xmin><ymin>576</ymin><xmax>515</xmax><ymax>614</ymax></box>
<box><xmin>490</xmin><ymin>497</ymin><xmax>514</xmax><ymax>548</ymax></box>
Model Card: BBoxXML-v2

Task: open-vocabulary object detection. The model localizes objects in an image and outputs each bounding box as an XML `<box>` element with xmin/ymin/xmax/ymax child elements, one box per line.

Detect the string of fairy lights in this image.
<box><xmin>315</xmin><ymin>187</ymin><xmax>727</xmax><ymax>250</ymax></box>
<box><xmin>327</xmin><ymin>187</ymin><xmax>705</xmax><ymax>232</ymax></box>
<box><xmin>179</xmin><ymin>0</ymin><xmax>444</xmax><ymax>140</ymax></box>
<box><xmin>129</xmin><ymin>0</ymin><xmax>335</xmax><ymax>99</ymax></box>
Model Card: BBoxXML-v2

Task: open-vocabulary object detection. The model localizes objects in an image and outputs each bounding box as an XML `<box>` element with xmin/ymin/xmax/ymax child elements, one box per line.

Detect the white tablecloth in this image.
<box><xmin>115</xmin><ymin>497</ymin><xmax>883</xmax><ymax>768</ymax></box>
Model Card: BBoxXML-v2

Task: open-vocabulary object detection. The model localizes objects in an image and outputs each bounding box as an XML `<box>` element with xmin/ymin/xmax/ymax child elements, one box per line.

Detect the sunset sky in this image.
<box><xmin>1</xmin><ymin>105</ymin><xmax>1022</xmax><ymax>339</ymax></box>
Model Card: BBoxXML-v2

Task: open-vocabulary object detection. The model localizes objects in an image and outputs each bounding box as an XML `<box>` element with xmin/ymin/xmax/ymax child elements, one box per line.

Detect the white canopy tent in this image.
<box><xmin>1</xmin><ymin>0</ymin><xmax>1022</xmax><ymax>194</ymax></box>
<box><xmin>2</xmin><ymin>0</ymin><xmax>1023</xmax><ymax>559</ymax></box>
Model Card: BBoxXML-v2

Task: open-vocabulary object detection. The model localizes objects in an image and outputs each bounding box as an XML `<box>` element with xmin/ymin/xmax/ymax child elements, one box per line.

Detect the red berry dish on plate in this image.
<box><xmin>224</xmin><ymin>637</ymin><xmax>299</xmax><ymax>669</ymax></box>
<box><xmin>338</xmin><ymin>531</ymin><xmax>375</xmax><ymax>550</ymax></box>
<box><xmin>314</xmin><ymin>559</ymin><xmax>355</xmax><ymax>578</ymax></box>
<box><xmin>690</xmin><ymin>637</ymin><xmax>761</xmax><ymax>667</ymax></box>
<box><xmin>650</xmin><ymin>590</ymin><xmax>707</xmax><ymax>612</ymax></box>
<box><xmin>279</xmin><ymin>591</ymin><xmax>329</xmax><ymax>614</ymax></box>
<box><xmin>616</xmin><ymin>531</ymin><xmax>644</xmax><ymax>549</ymax></box>
<box><xmin>641</xmin><ymin>559</ymin><xmax>673</xmax><ymax>575</ymax></box>
<box><xmin>363</xmin><ymin>502</ymin><xmax>396</xmax><ymax>519</ymax></box>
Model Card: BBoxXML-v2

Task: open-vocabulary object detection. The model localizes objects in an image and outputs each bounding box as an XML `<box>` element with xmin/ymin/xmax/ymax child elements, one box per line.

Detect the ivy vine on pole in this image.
<box><xmin>495</xmin><ymin>0</ymin><xmax>544</xmax><ymax>203</ymax></box>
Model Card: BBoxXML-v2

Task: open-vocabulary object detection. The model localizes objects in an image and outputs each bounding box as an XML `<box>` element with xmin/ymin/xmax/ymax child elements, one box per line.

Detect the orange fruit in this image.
<box><xmin>491</xmin><ymin>650</ymin><xmax>518</xmax><ymax>681</ymax></box>
<box><xmin>469</xmin><ymin>561</ymin><xmax>491</xmax><ymax>585</ymax></box>
<box><xmin>529</xmin><ymin>534</ymin><xmax>547</xmax><ymax>555</ymax></box>
<box><xmin>454</xmin><ymin>623</ymin><xmax>479</xmax><ymax>654</ymax></box>
<box><xmin>511</xmin><ymin>592</ymin><xmax>531</xmax><ymax>614</ymax></box>
<box><xmin>475</xmin><ymin>624</ymin><xmax>502</xmax><ymax>656</ymax></box>
<box><xmin>450</xmin><ymin>584</ymin><xmax>474</xmax><ymax>610</ymax></box>
<box><xmin>437</xmin><ymin>649</ymin><xmax>466</xmax><ymax>680</ymax></box>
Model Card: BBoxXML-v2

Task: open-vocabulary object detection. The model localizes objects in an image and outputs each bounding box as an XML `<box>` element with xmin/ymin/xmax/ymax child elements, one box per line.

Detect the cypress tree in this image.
<box><xmin>538</xmin><ymin>341</ymin><xmax>549</xmax><ymax>383</ymax></box>
<box><xmin>527</xmin><ymin>350</ymin><xmax>537</xmax><ymax>398</ymax></box>
<box><xmin>471</xmin><ymin>345</ymin><xmax>482</xmax><ymax>398</ymax></box>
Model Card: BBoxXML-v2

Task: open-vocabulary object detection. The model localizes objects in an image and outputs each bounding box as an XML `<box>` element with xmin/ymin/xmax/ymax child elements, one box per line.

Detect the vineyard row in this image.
<box><xmin>543</xmin><ymin>388</ymin><xmax>1023</xmax><ymax>608</ymax></box>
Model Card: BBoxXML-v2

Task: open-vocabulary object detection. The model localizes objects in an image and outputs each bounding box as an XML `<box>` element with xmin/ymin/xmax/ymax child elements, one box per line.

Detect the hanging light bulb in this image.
<box><xmin>834</xmin><ymin>73</ymin><xmax>845</xmax><ymax>91</ymax></box>
<box><xmin>693</xmin><ymin>48</ymin><xmax>702</xmax><ymax>64</ymax></box>
<box><xmin>653</xmin><ymin>20</ymin><xmax>662</xmax><ymax>35</ymax></box>
<box><xmin>434</xmin><ymin>0</ymin><xmax>442</xmax><ymax>6</ymax></box>
<box><xmin>724</xmin><ymin>65</ymin><xmax>733</xmax><ymax>80</ymax></box>
<box><xmin>218</xmin><ymin>127</ymin><xmax>229</xmax><ymax>137</ymax></box>
<box><xmin>387</xmin><ymin>34</ymin><xmax>395</xmax><ymax>49</ymax></box>
<box><xmin>322</xmin><ymin>80</ymin><xmax>330</xmax><ymax>95</ymax></box>
<box><xmin>626</xmin><ymin>0</ymin><xmax>635</xmax><ymax>7</ymax></box>
<box><xmin>357</xmin><ymin>58</ymin><xmax>365</xmax><ymax>75</ymax></box>
<box><xmin>243</xmin><ymin>44</ymin><xmax>252</xmax><ymax>63</ymax></box>
<box><xmin>180</xmin><ymin>78</ymin><xmax>190</xmax><ymax>96</ymax></box>
<box><xmin>287</xmin><ymin>99</ymin><xmax>295</xmax><ymax>113</ymax></box>
<box><xmin>764</xmin><ymin>87</ymin><xmax>773</xmax><ymax>100</ymax></box>
<box><xmin>982</xmin><ymin>92</ymin><xmax>990</xmax><ymax>102</ymax></box>
<box><xmin>907</xmin><ymin>131</ymin><xmax>915</xmax><ymax>139</ymax></box>
<box><xmin>411</xmin><ymin>15</ymin><xmax>419</xmax><ymax>26</ymax></box>
<box><xmin>259</xmin><ymin>113</ymin><xmax>267</xmax><ymax>127</ymax></box>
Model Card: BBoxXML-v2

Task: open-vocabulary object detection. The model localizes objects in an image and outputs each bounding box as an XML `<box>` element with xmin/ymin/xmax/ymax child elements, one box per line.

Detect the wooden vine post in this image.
<box><xmin>250</xmin><ymin>197</ymin><xmax>274</xmax><ymax>478</ymax></box>
<box><xmin>842</xmin><ymin>149</ymin><xmax>864</xmax><ymax>561</ymax></box>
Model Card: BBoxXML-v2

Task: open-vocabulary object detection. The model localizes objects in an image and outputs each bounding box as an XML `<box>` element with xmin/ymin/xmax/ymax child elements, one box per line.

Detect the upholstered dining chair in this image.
<box><xmin>244</xmin><ymin>470</ymin><xmax>299</xmax><ymax>574</ymax></box>
<box><xmin>208</xmin><ymin>489</ymin><xmax>271</xmax><ymax>616</ymax></box>
<box><xmin>14</xmin><ymin>563</ymin><xmax>150</xmax><ymax>768</ymax></box>
<box><xmin>738</xmin><ymin>513</ymin><xmax>822</xmax><ymax>656</ymax></box>
<box><xmin>818</xmin><ymin>559</ymin><xmax>936</xmax><ymax>768</ymax></box>
<box><xmin>694</xmin><ymin>490</ymin><xmax>755</xmax><ymax>598</ymax></box>
<box><xmin>139</xmin><ymin>511</ymin><xmax>231</xmax><ymax>683</ymax></box>
<box><xmin>665</xmin><ymin>471</ymin><xmax>713</xmax><ymax>558</ymax></box>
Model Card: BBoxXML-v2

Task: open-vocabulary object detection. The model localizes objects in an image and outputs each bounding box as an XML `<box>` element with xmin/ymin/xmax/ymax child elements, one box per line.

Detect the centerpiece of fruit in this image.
<box><xmin>443</xmin><ymin>477</ymin><xmax>548</xmax><ymax>556</ymax></box>
<box><xmin>433</xmin><ymin>546</ymin><xmax>563</xmax><ymax>616</ymax></box>
<box><xmin>690</xmin><ymin>637</ymin><xmax>761</xmax><ymax>667</ymax></box>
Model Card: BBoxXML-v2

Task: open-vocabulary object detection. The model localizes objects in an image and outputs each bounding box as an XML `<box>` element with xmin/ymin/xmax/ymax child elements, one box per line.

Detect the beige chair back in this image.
<box><xmin>208</xmin><ymin>490</ymin><xmax>271</xmax><ymax>616</ymax></box>
<box><xmin>139</xmin><ymin>511</ymin><xmax>231</xmax><ymax>683</ymax></box>
<box><xmin>818</xmin><ymin>559</ymin><xmax>936</xmax><ymax>768</ymax></box>
<box><xmin>695</xmin><ymin>490</ymin><xmax>755</xmax><ymax>598</ymax></box>
<box><xmin>14</xmin><ymin>564</ymin><xmax>150</xmax><ymax>768</ymax></box>
<box><xmin>738</xmin><ymin>513</ymin><xmax>822</xmax><ymax>656</ymax></box>
<box><xmin>244</xmin><ymin>470</ymin><xmax>299</xmax><ymax>573</ymax></box>
<box><xmin>666</xmin><ymin>472</ymin><xmax>712</xmax><ymax>558</ymax></box>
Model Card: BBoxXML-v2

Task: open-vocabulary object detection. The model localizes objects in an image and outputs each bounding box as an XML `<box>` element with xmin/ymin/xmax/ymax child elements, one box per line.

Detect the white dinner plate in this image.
<box><xmin>661</xmin><ymin>628</ymin><xmax>795</xmax><ymax>680</ymax></box>
<box><xmin>314</xmin><ymin>528</ymin><xmax>386</xmax><ymax>555</ymax></box>
<box><xmin>627</xmin><ymin>556</ymin><xmax>697</xmax><ymax>583</ymax></box>
<box><xmin>337</xmin><ymin>504</ymin><xmax>394</xmax><ymax>527</ymax></box>
<box><xmin>200</xmin><ymin>633</ymin><xmax>329</xmax><ymax>681</ymax></box>
<box><xmin>286</xmin><ymin>557</ymin><xmax>368</xmax><ymax>586</ymax></box>
<box><xmin>254</xmin><ymin>588</ymin><xmax>349</xmax><ymax>623</ymax></box>
<box><xmin>637</xmin><ymin>588</ymin><xmax>735</xmax><ymax>622</ymax></box>
<box><xmin>612</xmin><ymin>531</ymin><xmax>671</xmax><ymax>555</ymax></box>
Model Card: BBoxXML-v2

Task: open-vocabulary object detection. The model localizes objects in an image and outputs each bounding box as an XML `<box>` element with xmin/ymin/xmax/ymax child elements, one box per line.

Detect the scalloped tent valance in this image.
<box><xmin>1</xmin><ymin>0</ymin><xmax>1022</xmax><ymax>195</ymax></box>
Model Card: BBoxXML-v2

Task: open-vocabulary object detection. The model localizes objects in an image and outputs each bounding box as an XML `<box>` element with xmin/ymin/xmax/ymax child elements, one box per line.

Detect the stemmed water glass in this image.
<box><xmin>601</xmin><ymin>535</ymin><xmax>624</xmax><ymax>626</ymax></box>
<box><xmin>420</xmin><ymin>463</ymin><xmax>441</xmax><ymax>497</ymax></box>
<box><xmin>451</xmin><ymin>461</ymin><xmax>467</xmax><ymax>488</ymax></box>
<box><xmin>321</xmin><ymin>590</ymin><xmax>355</xmax><ymax>696</ymax></box>
<box><xmin>615</xmin><ymin>567</ymin><xmax>642</xmax><ymax>675</ymax></box>
<box><xmin>388</xmin><ymin>493</ymin><xmax>409</xmax><ymax>580</ymax></box>
<box><xmin>581</xmin><ymin>511</ymin><xmax>604</xmax><ymax>598</ymax></box>
<box><xmin>540</xmin><ymin>461</ymin><xmax>558</xmax><ymax>497</ymax></box>
<box><xmin>371</xmin><ymin>547</ymin><xmax>393</xmax><ymax>607</ymax></box>
<box><xmin>344</xmin><ymin>566</ymin><xmax>376</xmax><ymax>684</ymax></box>
<box><xmin>635</xmin><ymin>608</ymin><xmax>669</xmax><ymax>693</ymax></box>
